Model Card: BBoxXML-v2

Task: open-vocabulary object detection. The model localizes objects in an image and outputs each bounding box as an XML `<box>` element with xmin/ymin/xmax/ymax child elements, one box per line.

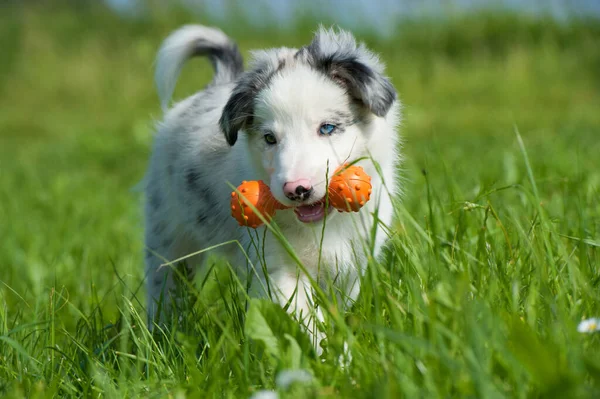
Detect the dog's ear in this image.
<box><xmin>219</xmin><ymin>59</ymin><xmax>277</xmax><ymax>146</ymax></box>
<box><xmin>219</xmin><ymin>79</ymin><xmax>254</xmax><ymax>146</ymax></box>
<box><xmin>302</xmin><ymin>27</ymin><xmax>396</xmax><ymax>117</ymax></box>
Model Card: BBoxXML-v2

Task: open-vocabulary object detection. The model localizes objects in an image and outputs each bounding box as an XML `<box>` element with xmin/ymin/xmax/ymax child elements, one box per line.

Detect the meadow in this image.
<box><xmin>1</xmin><ymin>3</ymin><xmax>600</xmax><ymax>398</ymax></box>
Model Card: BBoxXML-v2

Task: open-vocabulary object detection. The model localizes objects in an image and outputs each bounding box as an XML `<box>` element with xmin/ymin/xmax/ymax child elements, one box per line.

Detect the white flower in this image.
<box><xmin>275</xmin><ymin>369</ymin><xmax>313</xmax><ymax>390</ymax></box>
<box><xmin>578</xmin><ymin>318</ymin><xmax>600</xmax><ymax>333</ymax></box>
<box><xmin>249</xmin><ymin>390</ymin><xmax>278</xmax><ymax>399</ymax></box>
<box><xmin>248</xmin><ymin>369</ymin><xmax>313</xmax><ymax>399</ymax></box>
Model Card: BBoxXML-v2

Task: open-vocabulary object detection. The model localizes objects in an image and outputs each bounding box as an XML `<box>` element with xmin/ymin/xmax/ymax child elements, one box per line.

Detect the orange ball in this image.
<box><xmin>328</xmin><ymin>165</ymin><xmax>372</xmax><ymax>212</ymax></box>
<box><xmin>230</xmin><ymin>165</ymin><xmax>372</xmax><ymax>228</ymax></box>
<box><xmin>230</xmin><ymin>180</ymin><xmax>279</xmax><ymax>228</ymax></box>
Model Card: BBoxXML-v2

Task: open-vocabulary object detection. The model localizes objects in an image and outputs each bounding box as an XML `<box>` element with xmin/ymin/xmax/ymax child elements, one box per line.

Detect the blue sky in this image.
<box><xmin>104</xmin><ymin>0</ymin><xmax>600</xmax><ymax>35</ymax></box>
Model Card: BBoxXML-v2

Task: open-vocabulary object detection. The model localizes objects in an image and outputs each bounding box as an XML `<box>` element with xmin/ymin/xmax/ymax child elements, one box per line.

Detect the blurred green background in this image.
<box><xmin>1</xmin><ymin>1</ymin><xmax>600</xmax><ymax>397</ymax></box>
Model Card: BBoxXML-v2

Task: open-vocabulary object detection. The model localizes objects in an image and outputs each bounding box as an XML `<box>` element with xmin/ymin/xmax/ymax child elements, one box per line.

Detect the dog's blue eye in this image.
<box><xmin>264</xmin><ymin>133</ymin><xmax>277</xmax><ymax>145</ymax></box>
<box><xmin>319</xmin><ymin>124</ymin><xmax>336</xmax><ymax>136</ymax></box>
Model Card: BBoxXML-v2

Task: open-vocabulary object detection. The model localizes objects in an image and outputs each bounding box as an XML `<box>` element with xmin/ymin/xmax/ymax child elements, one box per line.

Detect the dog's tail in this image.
<box><xmin>155</xmin><ymin>25</ymin><xmax>244</xmax><ymax>111</ymax></box>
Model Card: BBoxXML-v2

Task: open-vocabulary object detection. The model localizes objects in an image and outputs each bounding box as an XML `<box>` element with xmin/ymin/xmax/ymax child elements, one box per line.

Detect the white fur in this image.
<box><xmin>144</xmin><ymin>25</ymin><xmax>401</xmax><ymax>347</ymax></box>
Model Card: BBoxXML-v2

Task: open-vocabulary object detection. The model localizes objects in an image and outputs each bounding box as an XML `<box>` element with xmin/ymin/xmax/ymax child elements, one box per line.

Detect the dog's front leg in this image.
<box><xmin>249</xmin><ymin>266</ymin><xmax>325</xmax><ymax>353</ymax></box>
<box><xmin>145</xmin><ymin>247</ymin><xmax>196</xmax><ymax>330</ymax></box>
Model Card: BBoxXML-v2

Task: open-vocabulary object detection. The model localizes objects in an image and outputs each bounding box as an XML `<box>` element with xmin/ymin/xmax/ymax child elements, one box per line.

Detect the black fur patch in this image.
<box><xmin>219</xmin><ymin>63</ymin><xmax>279</xmax><ymax>146</ymax></box>
<box><xmin>304</xmin><ymin>41</ymin><xmax>396</xmax><ymax>117</ymax></box>
<box><xmin>153</xmin><ymin>272</ymin><xmax>166</xmax><ymax>286</ymax></box>
<box><xmin>149</xmin><ymin>192</ymin><xmax>162</xmax><ymax>210</ymax></box>
<box><xmin>196</xmin><ymin>211</ymin><xmax>209</xmax><ymax>226</ymax></box>
<box><xmin>186</xmin><ymin>168</ymin><xmax>200</xmax><ymax>190</ymax></box>
<box><xmin>325</xmin><ymin>109</ymin><xmax>357</xmax><ymax>130</ymax></box>
<box><xmin>186</xmin><ymin>167</ymin><xmax>219</xmax><ymax>213</ymax></box>
<box><xmin>199</xmin><ymin>42</ymin><xmax>244</xmax><ymax>80</ymax></box>
<box><xmin>191</xmin><ymin>39</ymin><xmax>244</xmax><ymax>84</ymax></box>
<box><xmin>153</xmin><ymin>221</ymin><xmax>167</xmax><ymax>236</ymax></box>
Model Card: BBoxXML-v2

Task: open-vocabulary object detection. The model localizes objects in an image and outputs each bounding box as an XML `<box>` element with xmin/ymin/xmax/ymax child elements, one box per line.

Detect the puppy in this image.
<box><xmin>144</xmin><ymin>25</ymin><xmax>401</xmax><ymax>344</ymax></box>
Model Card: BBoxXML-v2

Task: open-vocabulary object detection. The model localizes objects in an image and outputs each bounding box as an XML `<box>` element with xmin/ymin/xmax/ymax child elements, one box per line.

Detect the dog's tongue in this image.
<box><xmin>294</xmin><ymin>202</ymin><xmax>327</xmax><ymax>223</ymax></box>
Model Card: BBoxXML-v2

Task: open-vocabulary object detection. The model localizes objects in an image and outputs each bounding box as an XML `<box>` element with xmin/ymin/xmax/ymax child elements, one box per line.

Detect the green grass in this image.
<box><xmin>1</xmin><ymin>3</ymin><xmax>600</xmax><ymax>398</ymax></box>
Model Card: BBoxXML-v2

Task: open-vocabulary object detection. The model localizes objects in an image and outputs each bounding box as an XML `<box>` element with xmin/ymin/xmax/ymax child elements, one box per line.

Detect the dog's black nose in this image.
<box><xmin>283</xmin><ymin>180</ymin><xmax>313</xmax><ymax>202</ymax></box>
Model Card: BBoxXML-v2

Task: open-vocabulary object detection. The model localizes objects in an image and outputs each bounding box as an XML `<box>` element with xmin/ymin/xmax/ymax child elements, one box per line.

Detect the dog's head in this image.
<box><xmin>220</xmin><ymin>28</ymin><xmax>397</xmax><ymax>222</ymax></box>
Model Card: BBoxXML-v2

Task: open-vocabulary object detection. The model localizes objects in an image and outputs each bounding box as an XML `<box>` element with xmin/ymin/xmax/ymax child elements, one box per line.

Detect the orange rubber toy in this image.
<box><xmin>230</xmin><ymin>165</ymin><xmax>372</xmax><ymax>228</ymax></box>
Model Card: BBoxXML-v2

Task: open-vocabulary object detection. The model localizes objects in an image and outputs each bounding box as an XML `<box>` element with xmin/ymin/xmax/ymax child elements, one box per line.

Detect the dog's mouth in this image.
<box><xmin>294</xmin><ymin>197</ymin><xmax>333</xmax><ymax>223</ymax></box>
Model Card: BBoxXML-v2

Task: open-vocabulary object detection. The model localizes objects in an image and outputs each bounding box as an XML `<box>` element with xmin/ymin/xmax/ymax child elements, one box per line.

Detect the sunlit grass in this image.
<box><xmin>1</xmin><ymin>3</ymin><xmax>599</xmax><ymax>398</ymax></box>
